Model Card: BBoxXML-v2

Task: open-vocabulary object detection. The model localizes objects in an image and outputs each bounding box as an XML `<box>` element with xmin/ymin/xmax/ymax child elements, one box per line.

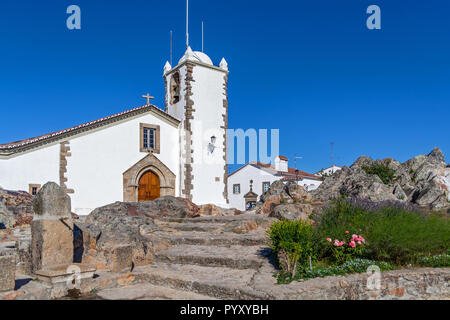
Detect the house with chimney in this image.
<box><xmin>227</xmin><ymin>156</ymin><xmax>322</xmax><ymax>211</ymax></box>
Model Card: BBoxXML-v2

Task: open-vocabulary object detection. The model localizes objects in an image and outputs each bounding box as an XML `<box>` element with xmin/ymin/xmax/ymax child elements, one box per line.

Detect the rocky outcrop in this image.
<box><xmin>0</xmin><ymin>188</ymin><xmax>33</xmax><ymax>229</ymax></box>
<box><xmin>254</xmin><ymin>181</ymin><xmax>316</xmax><ymax>222</ymax></box>
<box><xmin>199</xmin><ymin>204</ymin><xmax>243</xmax><ymax>217</ymax></box>
<box><xmin>269</xmin><ymin>204</ymin><xmax>312</xmax><ymax>222</ymax></box>
<box><xmin>87</xmin><ymin>196</ymin><xmax>200</xmax><ymax>220</ymax></box>
<box><xmin>77</xmin><ymin>202</ymin><xmax>166</xmax><ymax>271</ymax></box>
<box><xmin>311</xmin><ymin>147</ymin><xmax>450</xmax><ymax>212</ymax></box>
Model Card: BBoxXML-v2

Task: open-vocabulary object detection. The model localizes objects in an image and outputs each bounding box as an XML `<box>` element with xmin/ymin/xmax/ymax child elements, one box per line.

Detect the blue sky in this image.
<box><xmin>1</xmin><ymin>0</ymin><xmax>449</xmax><ymax>174</ymax></box>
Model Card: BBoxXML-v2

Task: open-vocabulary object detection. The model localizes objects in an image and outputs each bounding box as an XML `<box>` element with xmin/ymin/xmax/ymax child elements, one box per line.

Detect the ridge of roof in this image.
<box><xmin>0</xmin><ymin>104</ymin><xmax>180</xmax><ymax>155</ymax></box>
<box><xmin>228</xmin><ymin>161</ymin><xmax>320</xmax><ymax>180</ymax></box>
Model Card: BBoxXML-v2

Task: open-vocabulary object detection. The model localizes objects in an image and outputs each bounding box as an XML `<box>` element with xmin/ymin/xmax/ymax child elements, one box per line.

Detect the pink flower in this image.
<box><xmin>352</xmin><ymin>234</ymin><xmax>358</xmax><ymax>239</ymax></box>
<box><xmin>349</xmin><ymin>241</ymin><xmax>356</xmax><ymax>248</ymax></box>
<box><xmin>327</xmin><ymin>238</ymin><xmax>332</xmax><ymax>242</ymax></box>
<box><xmin>334</xmin><ymin>240</ymin><xmax>345</xmax><ymax>247</ymax></box>
<box><xmin>345</xmin><ymin>231</ymin><xmax>349</xmax><ymax>234</ymax></box>
<box><xmin>357</xmin><ymin>241</ymin><xmax>362</xmax><ymax>245</ymax></box>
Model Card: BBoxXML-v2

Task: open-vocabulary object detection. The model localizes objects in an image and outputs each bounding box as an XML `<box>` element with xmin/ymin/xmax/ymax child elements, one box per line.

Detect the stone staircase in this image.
<box><xmin>96</xmin><ymin>214</ymin><xmax>278</xmax><ymax>300</ymax></box>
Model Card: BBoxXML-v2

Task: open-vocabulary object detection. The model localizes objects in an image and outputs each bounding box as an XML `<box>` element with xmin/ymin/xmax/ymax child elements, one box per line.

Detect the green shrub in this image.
<box><xmin>313</xmin><ymin>199</ymin><xmax>450</xmax><ymax>266</ymax></box>
<box><xmin>362</xmin><ymin>163</ymin><xmax>396</xmax><ymax>184</ymax></box>
<box><xmin>419</xmin><ymin>254</ymin><xmax>450</xmax><ymax>267</ymax></box>
<box><xmin>277</xmin><ymin>258</ymin><xmax>395</xmax><ymax>284</ymax></box>
<box><xmin>268</xmin><ymin>220</ymin><xmax>314</xmax><ymax>276</ymax></box>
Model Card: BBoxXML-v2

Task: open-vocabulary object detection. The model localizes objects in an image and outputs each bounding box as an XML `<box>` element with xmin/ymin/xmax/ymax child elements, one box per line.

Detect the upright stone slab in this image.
<box><xmin>31</xmin><ymin>182</ymin><xmax>74</xmax><ymax>273</ymax></box>
<box><xmin>0</xmin><ymin>254</ymin><xmax>16</xmax><ymax>292</ymax></box>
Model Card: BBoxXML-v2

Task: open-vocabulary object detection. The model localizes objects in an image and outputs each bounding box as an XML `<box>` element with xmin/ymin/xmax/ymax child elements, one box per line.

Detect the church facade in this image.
<box><xmin>0</xmin><ymin>47</ymin><xmax>229</xmax><ymax>215</ymax></box>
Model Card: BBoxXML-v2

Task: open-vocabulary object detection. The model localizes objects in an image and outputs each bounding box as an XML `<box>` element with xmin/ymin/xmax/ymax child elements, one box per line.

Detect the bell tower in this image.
<box><xmin>163</xmin><ymin>47</ymin><xmax>229</xmax><ymax>207</ymax></box>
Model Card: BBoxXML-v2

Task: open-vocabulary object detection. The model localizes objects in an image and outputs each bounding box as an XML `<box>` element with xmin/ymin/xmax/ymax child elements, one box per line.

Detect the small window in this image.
<box><xmin>262</xmin><ymin>182</ymin><xmax>271</xmax><ymax>193</ymax></box>
<box><xmin>143</xmin><ymin>127</ymin><xmax>156</xmax><ymax>149</ymax></box>
<box><xmin>140</xmin><ymin>123</ymin><xmax>160</xmax><ymax>153</ymax></box>
<box><xmin>29</xmin><ymin>184</ymin><xmax>41</xmax><ymax>196</ymax></box>
<box><xmin>233</xmin><ymin>184</ymin><xmax>241</xmax><ymax>194</ymax></box>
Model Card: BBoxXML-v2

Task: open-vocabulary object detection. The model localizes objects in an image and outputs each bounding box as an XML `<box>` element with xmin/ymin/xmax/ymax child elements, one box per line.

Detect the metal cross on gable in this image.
<box><xmin>142</xmin><ymin>93</ymin><xmax>154</xmax><ymax>105</ymax></box>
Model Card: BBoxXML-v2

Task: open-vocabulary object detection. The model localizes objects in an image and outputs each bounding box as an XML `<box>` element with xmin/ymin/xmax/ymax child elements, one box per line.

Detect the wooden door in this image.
<box><xmin>138</xmin><ymin>171</ymin><xmax>160</xmax><ymax>201</ymax></box>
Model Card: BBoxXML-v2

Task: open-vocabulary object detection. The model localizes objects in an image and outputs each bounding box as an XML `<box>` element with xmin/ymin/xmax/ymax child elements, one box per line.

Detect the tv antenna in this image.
<box><xmin>170</xmin><ymin>30</ymin><xmax>173</xmax><ymax>66</ymax></box>
<box><xmin>202</xmin><ymin>21</ymin><xmax>204</xmax><ymax>52</ymax></box>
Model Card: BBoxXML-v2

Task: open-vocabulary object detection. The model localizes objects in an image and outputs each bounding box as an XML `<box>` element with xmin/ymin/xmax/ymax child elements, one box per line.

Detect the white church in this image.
<box><xmin>0</xmin><ymin>47</ymin><xmax>230</xmax><ymax>215</ymax></box>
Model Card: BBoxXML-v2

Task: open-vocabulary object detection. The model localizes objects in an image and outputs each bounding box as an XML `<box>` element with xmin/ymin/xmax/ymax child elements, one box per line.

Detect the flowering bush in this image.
<box><xmin>327</xmin><ymin>231</ymin><xmax>366</xmax><ymax>264</ymax></box>
<box><xmin>419</xmin><ymin>253</ymin><xmax>450</xmax><ymax>268</ymax></box>
<box><xmin>276</xmin><ymin>258</ymin><xmax>394</xmax><ymax>284</ymax></box>
<box><xmin>313</xmin><ymin>198</ymin><xmax>449</xmax><ymax>265</ymax></box>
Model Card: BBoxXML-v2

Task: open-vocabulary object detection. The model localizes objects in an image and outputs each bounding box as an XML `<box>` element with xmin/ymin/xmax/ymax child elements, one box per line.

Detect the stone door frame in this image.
<box><xmin>123</xmin><ymin>153</ymin><xmax>176</xmax><ymax>202</ymax></box>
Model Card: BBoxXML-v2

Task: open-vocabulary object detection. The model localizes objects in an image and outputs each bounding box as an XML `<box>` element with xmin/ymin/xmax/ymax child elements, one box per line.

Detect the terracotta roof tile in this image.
<box><xmin>0</xmin><ymin>104</ymin><xmax>180</xmax><ymax>152</ymax></box>
<box><xmin>247</xmin><ymin>161</ymin><xmax>320</xmax><ymax>180</ymax></box>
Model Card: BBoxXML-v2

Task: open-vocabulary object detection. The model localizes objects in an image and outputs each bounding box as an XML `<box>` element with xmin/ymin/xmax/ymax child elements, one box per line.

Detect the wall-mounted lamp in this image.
<box><xmin>208</xmin><ymin>136</ymin><xmax>217</xmax><ymax>153</ymax></box>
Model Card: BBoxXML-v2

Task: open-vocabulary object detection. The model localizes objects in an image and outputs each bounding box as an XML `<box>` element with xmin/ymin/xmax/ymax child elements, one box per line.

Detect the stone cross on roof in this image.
<box><xmin>142</xmin><ymin>93</ymin><xmax>154</xmax><ymax>105</ymax></box>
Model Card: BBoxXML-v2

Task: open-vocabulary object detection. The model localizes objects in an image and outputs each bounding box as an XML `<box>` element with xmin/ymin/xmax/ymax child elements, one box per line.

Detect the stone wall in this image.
<box><xmin>271</xmin><ymin>268</ymin><xmax>450</xmax><ymax>300</ymax></box>
<box><xmin>0</xmin><ymin>255</ymin><xmax>16</xmax><ymax>292</ymax></box>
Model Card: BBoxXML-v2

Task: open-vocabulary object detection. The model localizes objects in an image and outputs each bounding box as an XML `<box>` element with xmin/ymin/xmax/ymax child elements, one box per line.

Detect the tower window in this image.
<box><xmin>170</xmin><ymin>72</ymin><xmax>181</xmax><ymax>104</ymax></box>
<box><xmin>233</xmin><ymin>184</ymin><xmax>241</xmax><ymax>194</ymax></box>
<box><xmin>140</xmin><ymin>123</ymin><xmax>160</xmax><ymax>154</ymax></box>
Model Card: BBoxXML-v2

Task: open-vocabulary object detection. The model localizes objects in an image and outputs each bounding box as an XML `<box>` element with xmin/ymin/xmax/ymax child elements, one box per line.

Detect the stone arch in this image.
<box><xmin>123</xmin><ymin>153</ymin><xmax>176</xmax><ymax>202</ymax></box>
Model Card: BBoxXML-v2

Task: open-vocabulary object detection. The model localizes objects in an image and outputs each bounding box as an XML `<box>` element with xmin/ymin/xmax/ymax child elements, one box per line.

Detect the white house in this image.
<box><xmin>227</xmin><ymin>156</ymin><xmax>322</xmax><ymax>211</ymax></box>
<box><xmin>316</xmin><ymin>165</ymin><xmax>342</xmax><ymax>177</ymax></box>
<box><xmin>0</xmin><ymin>47</ymin><xmax>229</xmax><ymax>215</ymax></box>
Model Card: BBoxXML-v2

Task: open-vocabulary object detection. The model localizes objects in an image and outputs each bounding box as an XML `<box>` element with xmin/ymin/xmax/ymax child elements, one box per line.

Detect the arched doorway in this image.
<box><xmin>138</xmin><ymin>171</ymin><xmax>160</xmax><ymax>201</ymax></box>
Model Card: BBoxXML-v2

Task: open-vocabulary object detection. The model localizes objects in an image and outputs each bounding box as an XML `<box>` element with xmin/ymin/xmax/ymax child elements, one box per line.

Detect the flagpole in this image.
<box><xmin>186</xmin><ymin>0</ymin><xmax>189</xmax><ymax>48</ymax></box>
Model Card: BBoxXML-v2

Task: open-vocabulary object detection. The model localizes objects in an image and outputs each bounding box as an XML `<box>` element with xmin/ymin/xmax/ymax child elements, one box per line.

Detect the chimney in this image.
<box><xmin>274</xmin><ymin>155</ymin><xmax>288</xmax><ymax>172</ymax></box>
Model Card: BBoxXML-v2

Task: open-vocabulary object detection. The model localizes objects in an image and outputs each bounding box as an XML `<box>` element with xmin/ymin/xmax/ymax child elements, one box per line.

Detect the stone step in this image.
<box><xmin>156</xmin><ymin>245</ymin><xmax>270</xmax><ymax>270</ymax></box>
<box><xmin>135</xmin><ymin>263</ymin><xmax>271</xmax><ymax>300</ymax></box>
<box><xmin>153</xmin><ymin>230</ymin><xmax>267</xmax><ymax>246</ymax></box>
<box><xmin>96</xmin><ymin>283</ymin><xmax>216</xmax><ymax>300</ymax></box>
<box><xmin>156</xmin><ymin>222</ymin><xmax>228</xmax><ymax>232</ymax></box>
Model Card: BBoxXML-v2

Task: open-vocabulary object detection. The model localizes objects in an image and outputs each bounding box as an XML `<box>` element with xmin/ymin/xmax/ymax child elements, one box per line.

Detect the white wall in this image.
<box><xmin>67</xmin><ymin>113</ymin><xmax>180</xmax><ymax>215</ymax></box>
<box><xmin>295</xmin><ymin>178</ymin><xmax>322</xmax><ymax>191</ymax></box>
<box><xmin>190</xmin><ymin>65</ymin><xmax>228</xmax><ymax>207</ymax></box>
<box><xmin>0</xmin><ymin>112</ymin><xmax>180</xmax><ymax>215</ymax></box>
<box><xmin>274</xmin><ymin>157</ymin><xmax>288</xmax><ymax>172</ymax></box>
<box><xmin>228</xmin><ymin>165</ymin><xmax>279</xmax><ymax>211</ymax></box>
<box><xmin>165</xmin><ymin>61</ymin><xmax>228</xmax><ymax>207</ymax></box>
<box><xmin>0</xmin><ymin>144</ymin><xmax>60</xmax><ymax>192</ymax></box>
<box><xmin>318</xmin><ymin>166</ymin><xmax>342</xmax><ymax>176</ymax></box>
